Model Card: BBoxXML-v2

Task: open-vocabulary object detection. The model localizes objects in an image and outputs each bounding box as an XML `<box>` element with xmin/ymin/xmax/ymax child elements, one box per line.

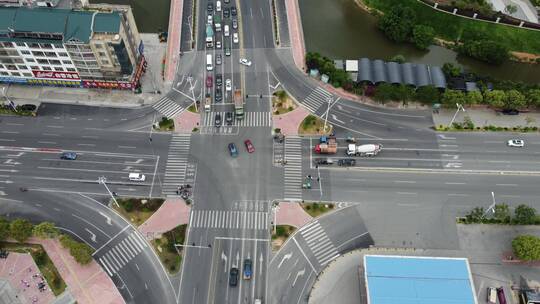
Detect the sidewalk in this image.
<box><xmin>275</xmin><ymin>202</ymin><xmax>312</xmax><ymax>228</ymax></box>
<box><xmin>138</xmin><ymin>198</ymin><xmax>191</xmax><ymax>240</ymax></box>
<box><xmin>164</xmin><ymin>0</ymin><xmax>184</xmax><ymax>83</ymax></box>
<box><xmin>173</xmin><ymin>110</ymin><xmax>200</xmax><ymax>133</ymax></box>
<box><xmin>284</xmin><ymin>0</ymin><xmax>306</xmax><ymax>71</ymax></box>
<box><xmin>273</xmin><ymin>106</ymin><xmax>310</xmax><ymax>136</ymax></box>
<box><xmin>433</xmin><ymin>107</ymin><xmax>540</xmax><ymax>128</ymax></box>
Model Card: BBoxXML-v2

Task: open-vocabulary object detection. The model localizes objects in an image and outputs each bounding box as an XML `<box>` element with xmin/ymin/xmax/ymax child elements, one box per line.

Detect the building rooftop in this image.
<box><xmin>0</xmin><ymin>7</ymin><xmax>120</xmax><ymax>43</ymax></box>
<box><xmin>364</xmin><ymin>255</ymin><xmax>477</xmax><ymax>304</ymax></box>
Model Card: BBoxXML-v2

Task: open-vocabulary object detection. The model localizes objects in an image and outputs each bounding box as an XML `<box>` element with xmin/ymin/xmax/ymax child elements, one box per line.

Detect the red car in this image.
<box><xmin>244</xmin><ymin>140</ymin><xmax>255</xmax><ymax>153</ymax></box>
<box><xmin>206</xmin><ymin>75</ymin><xmax>213</xmax><ymax>88</ymax></box>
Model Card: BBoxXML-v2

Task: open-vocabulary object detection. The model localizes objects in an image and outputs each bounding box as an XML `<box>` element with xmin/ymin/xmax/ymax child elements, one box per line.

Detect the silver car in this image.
<box><xmin>216</xmin><ymin>54</ymin><xmax>222</xmax><ymax>65</ymax></box>
<box><xmin>232</xmin><ymin>18</ymin><xmax>238</xmax><ymax>29</ymax></box>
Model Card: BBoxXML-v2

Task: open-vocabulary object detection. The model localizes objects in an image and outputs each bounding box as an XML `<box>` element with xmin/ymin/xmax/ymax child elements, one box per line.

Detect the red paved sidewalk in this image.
<box><xmin>139</xmin><ymin>198</ymin><xmax>191</xmax><ymax>240</ymax></box>
<box><xmin>0</xmin><ymin>251</ymin><xmax>56</xmax><ymax>304</ymax></box>
<box><xmin>173</xmin><ymin>109</ymin><xmax>200</xmax><ymax>133</ymax></box>
<box><xmin>276</xmin><ymin>202</ymin><xmax>312</xmax><ymax>228</ymax></box>
<box><xmin>165</xmin><ymin>0</ymin><xmax>183</xmax><ymax>82</ymax></box>
<box><xmin>273</xmin><ymin>106</ymin><xmax>310</xmax><ymax>136</ymax></box>
<box><xmin>285</xmin><ymin>0</ymin><xmax>306</xmax><ymax>71</ymax></box>
<box><xmin>32</xmin><ymin>237</ymin><xmax>124</xmax><ymax>304</ymax></box>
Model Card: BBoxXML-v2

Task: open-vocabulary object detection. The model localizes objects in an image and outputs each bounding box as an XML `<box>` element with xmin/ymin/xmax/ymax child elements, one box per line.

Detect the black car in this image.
<box><xmin>314</xmin><ymin>158</ymin><xmax>333</xmax><ymax>165</ymax></box>
<box><xmin>229</xmin><ymin>267</ymin><xmax>239</xmax><ymax>286</ymax></box>
<box><xmin>226</xmin><ymin>112</ymin><xmax>233</xmax><ymax>125</ymax></box>
<box><xmin>216</xmin><ymin>74</ymin><xmax>223</xmax><ymax>86</ymax></box>
<box><xmin>215</xmin><ymin>87</ymin><xmax>222</xmax><ymax>102</ymax></box>
<box><xmin>338</xmin><ymin>159</ymin><xmax>356</xmax><ymax>166</ymax></box>
<box><xmin>223</xmin><ymin>8</ymin><xmax>230</xmax><ymax>18</ymax></box>
<box><xmin>502</xmin><ymin>109</ymin><xmax>519</xmax><ymax>115</ymax></box>
<box><xmin>207</xmin><ymin>2</ymin><xmax>213</xmax><ymax>12</ymax></box>
<box><xmin>228</xmin><ymin>143</ymin><xmax>238</xmax><ymax>157</ymax></box>
<box><xmin>231</xmin><ymin>7</ymin><xmax>237</xmax><ymax>16</ymax></box>
<box><xmin>215</xmin><ymin>114</ymin><xmax>222</xmax><ymax>127</ymax></box>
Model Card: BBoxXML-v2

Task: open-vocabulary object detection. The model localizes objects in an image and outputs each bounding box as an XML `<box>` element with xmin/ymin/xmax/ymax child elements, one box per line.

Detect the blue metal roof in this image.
<box><xmin>365</xmin><ymin>255</ymin><xmax>477</xmax><ymax>304</ymax></box>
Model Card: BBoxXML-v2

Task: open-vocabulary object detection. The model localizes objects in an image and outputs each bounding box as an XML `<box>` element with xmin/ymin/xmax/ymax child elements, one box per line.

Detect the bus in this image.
<box><xmin>206</xmin><ymin>54</ymin><xmax>213</xmax><ymax>71</ymax></box>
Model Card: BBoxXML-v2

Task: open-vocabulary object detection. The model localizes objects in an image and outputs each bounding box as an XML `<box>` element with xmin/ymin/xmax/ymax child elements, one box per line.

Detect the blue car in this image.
<box><xmin>243</xmin><ymin>259</ymin><xmax>252</xmax><ymax>280</ymax></box>
<box><xmin>60</xmin><ymin>152</ymin><xmax>77</xmax><ymax>160</ymax></box>
<box><xmin>228</xmin><ymin>143</ymin><xmax>238</xmax><ymax>157</ymax></box>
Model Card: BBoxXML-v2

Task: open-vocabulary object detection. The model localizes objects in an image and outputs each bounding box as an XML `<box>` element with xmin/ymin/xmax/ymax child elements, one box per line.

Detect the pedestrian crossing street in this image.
<box><xmin>202</xmin><ymin>111</ymin><xmax>272</xmax><ymax>127</ymax></box>
<box><xmin>163</xmin><ymin>134</ymin><xmax>191</xmax><ymax>196</ymax></box>
<box><xmin>283</xmin><ymin>136</ymin><xmax>303</xmax><ymax>201</ymax></box>
<box><xmin>153</xmin><ymin>95</ymin><xmax>185</xmax><ymax>118</ymax></box>
<box><xmin>299</xmin><ymin>220</ymin><xmax>339</xmax><ymax>267</ymax></box>
<box><xmin>302</xmin><ymin>87</ymin><xmax>333</xmax><ymax>113</ymax></box>
<box><xmin>98</xmin><ymin>230</ymin><xmax>148</xmax><ymax>277</ymax></box>
<box><xmin>190</xmin><ymin>209</ymin><xmax>269</xmax><ymax>230</ymax></box>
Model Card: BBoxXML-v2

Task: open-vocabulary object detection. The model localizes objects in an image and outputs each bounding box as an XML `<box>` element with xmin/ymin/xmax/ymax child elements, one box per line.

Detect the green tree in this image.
<box><xmin>484</xmin><ymin>90</ymin><xmax>506</xmax><ymax>108</ymax></box>
<box><xmin>458</xmin><ymin>40</ymin><xmax>509</xmax><ymax>65</ymax></box>
<box><xmin>9</xmin><ymin>219</ymin><xmax>33</xmax><ymax>243</ymax></box>
<box><xmin>0</xmin><ymin>218</ymin><xmax>10</xmax><ymax>241</ymax></box>
<box><xmin>414</xmin><ymin>85</ymin><xmax>441</xmax><ymax>105</ymax></box>
<box><xmin>373</xmin><ymin>83</ymin><xmax>397</xmax><ymax>103</ymax></box>
<box><xmin>441</xmin><ymin>89</ymin><xmax>466</xmax><ymax>108</ymax></box>
<box><xmin>33</xmin><ymin>222</ymin><xmax>60</xmax><ymax>239</ymax></box>
<box><xmin>378</xmin><ymin>5</ymin><xmax>417</xmax><ymax>43</ymax></box>
<box><xmin>512</xmin><ymin>235</ymin><xmax>540</xmax><ymax>261</ymax></box>
<box><xmin>493</xmin><ymin>203</ymin><xmax>511</xmax><ymax>223</ymax></box>
<box><xmin>466</xmin><ymin>90</ymin><xmax>483</xmax><ymax>105</ymax></box>
<box><xmin>465</xmin><ymin>207</ymin><xmax>485</xmax><ymax>223</ymax></box>
<box><xmin>69</xmin><ymin>243</ymin><xmax>94</xmax><ymax>265</ymax></box>
<box><xmin>504</xmin><ymin>89</ymin><xmax>526</xmax><ymax>109</ymax></box>
<box><xmin>525</xmin><ymin>89</ymin><xmax>540</xmax><ymax>108</ymax></box>
<box><xmin>411</xmin><ymin>25</ymin><xmax>435</xmax><ymax>50</ymax></box>
<box><xmin>442</xmin><ymin>63</ymin><xmax>461</xmax><ymax>77</ymax></box>
<box><xmin>505</xmin><ymin>4</ymin><xmax>518</xmax><ymax>15</ymax></box>
<box><xmin>514</xmin><ymin>204</ymin><xmax>537</xmax><ymax>225</ymax></box>
<box><xmin>389</xmin><ymin>54</ymin><xmax>406</xmax><ymax>63</ymax></box>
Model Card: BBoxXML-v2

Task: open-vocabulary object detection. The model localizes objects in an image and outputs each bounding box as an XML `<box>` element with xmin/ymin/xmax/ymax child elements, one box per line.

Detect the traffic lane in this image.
<box><xmin>239</xmin><ymin>0</ymin><xmax>274</xmax><ymax>49</ymax></box>
<box><xmin>318</xmin><ymin>206</ymin><xmax>374</xmax><ymax>253</ymax></box>
<box><xmin>198</xmin><ymin>0</ymin><xmax>210</xmax><ymax>51</ymax></box>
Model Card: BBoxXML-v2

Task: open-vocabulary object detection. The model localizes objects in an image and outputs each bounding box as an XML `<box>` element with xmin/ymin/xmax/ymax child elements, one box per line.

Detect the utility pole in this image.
<box><xmin>323</xmin><ymin>96</ymin><xmax>332</xmax><ymax>132</ymax></box>
<box><xmin>149</xmin><ymin>113</ymin><xmax>156</xmax><ymax>142</ymax></box>
<box><xmin>98</xmin><ymin>176</ymin><xmax>120</xmax><ymax>208</ymax></box>
<box><xmin>448</xmin><ymin>103</ymin><xmax>465</xmax><ymax>128</ymax></box>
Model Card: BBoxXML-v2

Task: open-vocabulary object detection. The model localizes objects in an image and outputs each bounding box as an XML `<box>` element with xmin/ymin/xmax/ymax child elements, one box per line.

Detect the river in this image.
<box><xmin>90</xmin><ymin>0</ymin><xmax>171</xmax><ymax>33</ymax></box>
<box><xmin>298</xmin><ymin>0</ymin><xmax>540</xmax><ymax>84</ymax></box>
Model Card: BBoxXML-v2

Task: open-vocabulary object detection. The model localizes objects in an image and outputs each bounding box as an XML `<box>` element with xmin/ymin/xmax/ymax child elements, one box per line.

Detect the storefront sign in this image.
<box><xmin>82</xmin><ymin>80</ymin><xmax>133</xmax><ymax>89</ymax></box>
<box><xmin>32</xmin><ymin>70</ymin><xmax>81</xmax><ymax>80</ymax></box>
<box><xmin>27</xmin><ymin>79</ymin><xmax>81</xmax><ymax>86</ymax></box>
<box><xmin>0</xmin><ymin>77</ymin><xmax>28</xmax><ymax>84</ymax></box>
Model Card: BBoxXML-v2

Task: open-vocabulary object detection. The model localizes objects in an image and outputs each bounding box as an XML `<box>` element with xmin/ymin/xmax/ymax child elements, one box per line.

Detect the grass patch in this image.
<box><xmin>271</xmin><ymin>225</ymin><xmax>296</xmax><ymax>252</ymax></box>
<box><xmin>272</xmin><ymin>90</ymin><xmax>297</xmax><ymax>115</ymax></box>
<box><xmin>155</xmin><ymin>117</ymin><xmax>174</xmax><ymax>131</ymax></box>
<box><xmin>192</xmin><ymin>127</ymin><xmax>199</xmax><ymax>132</ymax></box>
<box><xmin>301</xmin><ymin>202</ymin><xmax>335</xmax><ymax>218</ymax></box>
<box><xmin>0</xmin><ymin>105</ymin><xmax>35</xmax><ymax>116</ymax></box>
<box><xmin>364</xmin><ymin>0</ymin><xmax>540</xmax><ymax>54</ymax></box>
<box><xmin>299</xmin><ymin>114</ymin><xmax>332</xmax><ymax>135</ymax></box>
<box><xmin>151</xmin><ymin>224</ymin><xmax>187</xmax><ymax>274</ymax></box>
<box><xmin>0</xmin><ymin>242</ymin><xmax>66</xmax><ymax>296</ymax></box>
<box><xmin>113</xmin><ymin>198</ymin><xmax>164</xmax><ymax>226</ymax></box>
<box><xmin>187</xmin><ymin>104</ymin><xmax>198</xmax><ymax>113</ymax></box>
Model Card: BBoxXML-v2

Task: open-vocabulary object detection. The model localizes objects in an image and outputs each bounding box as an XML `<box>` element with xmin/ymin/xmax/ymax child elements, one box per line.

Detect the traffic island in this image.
<box><xmin>298</xmin><ymin>114</ymin><xmax>333</xmax><ymax>135</ymax></box>
<box><xmin>173</xmin><ymin>109</ymin><xmax>200</xmax><ymax>133</ymax></box>
<box><xmin>113</xmin><ymin>198</ymin><xmax>165</xmax><ymax>227</ymax></box>
<box><xmin>272</xmin><ymin>90</ymin><xmax>297</xmax><ymax>115</ymax></box>
<box><xmin>271</xmin><ymin>225</ymin><xmax>296</xmax><ymax>252</ymax></box>
<box><xmin>154</xmin><ymin>117</ymin><xmax>175</xmax><ymax>131</ymax></box>
<box><xmin>301</xmin><ymin>202</ymin><xmax>335</xmax><ymax>218</ymax></box>
<box><xmin>151</xmin><ymin>224</ymin><xmax>186</xmax><ymax>274</ymax></box>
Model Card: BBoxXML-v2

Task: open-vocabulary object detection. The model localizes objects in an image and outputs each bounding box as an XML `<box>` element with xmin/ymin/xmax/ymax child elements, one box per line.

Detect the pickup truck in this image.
<box><xmin>346</xmin><ymin>144</ymin><xmax>382</xmax><ymax>157</ymax></box>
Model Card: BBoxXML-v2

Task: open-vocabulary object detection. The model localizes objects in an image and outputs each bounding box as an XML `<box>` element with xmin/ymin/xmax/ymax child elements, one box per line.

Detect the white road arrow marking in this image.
<box><xmin>99</xmin><ymin>212</ymin><xmax>112</xmax><ymax>225</ymax></box>
<box><xmin>331</xmin><ymin>114</ymin><xmax>344</xmax><ymax>124</ymax></box>
<box><xmin>337</xmin><ymin>105</ymin><xmax>343</xmax><ymax>111</ymax></box>
<box><xmin>123</xmin><ymin>166</ymin><xmax>134</xmax><ymax>171</ymax></box>
<box><xmin>278</xmin><ymin>252</ymin><xmax>292</xmax><ymax>269</ymax></box>
<box><xmin>236</xmin><ymin>251</ymin><xmax>240</xmax><ymax>267</ymax></box>
<box><xmin>259</xmin><ymin>252</ymin><xmax>264</xmax><ymax>276</ymax></box>
<box><xmin>441</xmin><ymin>154</ymin><xmax>459</xmax><ymax>160</ymax></box>
<box><xmin>0</xmin><ymin>191</ymin><xmax>6</xmax><ymax>196</ymax></box>
<box><xmin>0</xmin><ymin>169</ymin><xmax>17</xmax><ymax>173</ymax></box>
<box><xmin>7</xmin><ymin>152</ymin><xmax>24</xmax><ymax>157</ymax></box>
<box><xmin>85</xmin><ymin>228</ymin><xmax>97</xmax><ymax>243</ymax></box>
<box><xmin>292</xmin><ymin>268</ymin><xmax>305</xmax><ymax>287</ymax></box>
<box><xmin>0</xmin><ymin>181</ymin><xmax>13</xmax><ymax>184</ymax></box>
<box><xmin>3</xmin><ymin>159</ymin><xmax>21</xmax><ymax>165</ymax></box>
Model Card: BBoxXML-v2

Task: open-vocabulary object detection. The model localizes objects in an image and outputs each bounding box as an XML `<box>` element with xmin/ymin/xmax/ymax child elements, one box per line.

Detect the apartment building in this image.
<box><xmin>0</xmin><ymin>5</ymin><xmax>145</xmax><ymax>90</ymax></box>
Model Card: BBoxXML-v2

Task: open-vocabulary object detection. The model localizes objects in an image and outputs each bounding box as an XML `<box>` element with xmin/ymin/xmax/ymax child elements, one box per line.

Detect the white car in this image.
<box><xmin>233</xmin><ymin>33</ymin><xmax>239</xmax><ymax>44</ymax></box>
<box><xmin>225</xmin><ymin>79</ymin><xmax>232</xmax><ymax>91</ymax></box>
<box><xmin>507</xmin><ymin>139</ymin><xmax>524</xmax><ymax>147</ymax></box>
<box><xmin>216</xmin><ymin>41</ymin><xmax>221</xmax><ymax>49</ymax></box>
<box><xmin>239</xmin><ymin>58</ymin><xmax>252</xmax><ymax>66</ymax></box>
<box><xmin>207</xmin><ymin>15</ymin><xmax>213</xmax><ymax>25</ymax></box>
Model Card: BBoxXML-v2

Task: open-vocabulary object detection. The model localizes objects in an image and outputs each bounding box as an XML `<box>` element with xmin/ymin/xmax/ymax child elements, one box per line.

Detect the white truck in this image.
<box><xmin>346</xmin><ymin>144</ymin><xmax>382</xmax><ymax>156</ymax></box>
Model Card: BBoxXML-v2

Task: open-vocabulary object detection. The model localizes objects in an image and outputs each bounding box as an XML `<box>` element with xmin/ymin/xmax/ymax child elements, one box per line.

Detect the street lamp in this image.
<box><xmin>98</xmin><ymin>176</ymin><xmax>120</xmax><ymax>208</ymax></box>
<box><xmin>483</xmin><ymin>191</ymin><xmax>497</xmax><ymax>217</ymax></box>
<box><xmin>448</xmin><ymin>103</ymin><xmax>466</xmax><ymax>128</ymax></box>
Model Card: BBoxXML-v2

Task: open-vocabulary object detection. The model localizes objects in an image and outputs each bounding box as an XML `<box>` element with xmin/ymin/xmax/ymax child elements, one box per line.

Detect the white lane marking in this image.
<box><xmin>42</xmin><ymin>133</ymin><xmax>60</xmax><ymax>137</ymax></box>
<box><xmin>2</xmin><ymin>131</ymin><xmax>19</xmax><ymax>134</ymax></box>
<box><xmin>393</xmin><ymin>180</ymin><xmax>416</xmax><ymax>184</ymax></box>
<box><xmin>396</xmin><ymin>192</ymin><xmax>417</xmax><ymax>195</ymax></box>
<box><xmin>78</xmin><ymin>143</ymin><xmax>96</xmax><ymax>146</ymax></box>
<box><xmin>0</xmin><ymin>139</ymin><xmax>15</xmax><ymax>142</ymax></box>
<box><xmin>445</xmin><ymin>182</ymin><xmax>466</xmax><ymax>185</ymax></box>
<box><xmin>118</xmin><ymin>146</ymin><xmax>136</xmax><ymax>149</ymax></box>
<box><xmin>6</xmin><ymin>123</ymin><xmax>23</xmax><ymax>126</ymax></box>
<box><xmin>397</xmin><ymin>203</ymin><xmax>419</xmax><ymax>207</ymax></box>
<box><xmin>38</xmin><ymin>141</ymin><xmax>56</xmax><ymax>144</ymax></box>
<box><xmin>46</xmin><ymin>125</ymin><xmax>64</xmax><ymax>128</ymax></box>
<box><xmin>447</xmin><ymin>193</ymin><xmax>469</xmax><ymax>197</ymax></box>
<box><xmin>495</xmin><ymin>184</ymin><xmax>518</xmax><ymax>187</ymax></box>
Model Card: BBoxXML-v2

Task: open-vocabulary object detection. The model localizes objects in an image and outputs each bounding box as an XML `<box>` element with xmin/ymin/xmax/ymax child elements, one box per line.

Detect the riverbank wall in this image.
<box><xmin>285</xmin><ymin>0</ymin><xmax>307</xmax><ymax>71</ymax></box>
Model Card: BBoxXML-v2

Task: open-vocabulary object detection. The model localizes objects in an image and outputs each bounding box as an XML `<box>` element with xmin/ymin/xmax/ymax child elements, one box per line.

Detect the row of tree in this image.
<box><xmin>305</xmin><ymin>52</ymin><xmax>352</xmax><ymax>88</ymax></box>
<box><xmin>0</xmin><ymin>218</ymin><xmax>94</xmax><ymax>265</ymax></box>
<box><xmin>513</xmin><ymin>235</ymin><xmax>540</xmax><ymax>261</ymax></box>
<box><xmin>462</xmin><ymin>204</ymin><xmax>538</xmax><ymax>225</ymax></box>
<box><xmin>440</xmin><ymin>88</ymin><xmax>540</xmax><ymax>109</ymax></box>
<box><xmin>378</xmin><ymin>5</ymin><xmax>509</xmax><ymax>64</ymax></box>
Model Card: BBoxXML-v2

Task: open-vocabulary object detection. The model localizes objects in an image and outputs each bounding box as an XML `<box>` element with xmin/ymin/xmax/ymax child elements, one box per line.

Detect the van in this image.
<box><xmin>486</xmin><ymin>287</ymin><xmax>496</xmax><ymax>304</ymax></box>
<box><xmin>216</xmin><ymin>1</ymin><xmax>221</xmax><ymax>12</ymax></box>
<box><xmin>224</xmin><ymin>25</ymin><xmax>229</xmax><ymax>37</ymax></box>
<box><xmin>206</xmin><ymin>54</ymin><xmax>213</xmax><ymax>71</ymax></box>
<box><xmin>129</xmin><ymin>173</ymin><xmax>146</xmax><ymax>182</ymax></box>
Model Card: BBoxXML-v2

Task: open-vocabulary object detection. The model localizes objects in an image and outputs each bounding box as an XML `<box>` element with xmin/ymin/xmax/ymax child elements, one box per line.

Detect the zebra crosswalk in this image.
<box><xmin>202</xmin><ymin>111</ymin><xmax>272</xmax><ymax>127</ymax></box>
<box><xmin>302</xmin><ymin>87</ymin><xmax>333</xmax><ymax>113</ymax></box>
<box><xmin>98</xmin><ymin>231</ymin><xmax>148</xmax><ymax>277</ymax></box>
<box><xmin>163</xmin><ymin>134</ymin><xmax>191</xmax><ymax>196</ymax></box>
<box><xmin>153</xmin><ymin>95</ymin><xmax>185</xmax><ymax>118</ymax></box>
<box><xmin>190</xmin><ymin>209</ymin><xmax>268</xmax><ymax>230</ymax></box>
<box><xmin>283</xmin><ymin>136</ymin><xmax>303</xmax><ymax>201</ymax></box>
<box><xmin>299</xmin><ymin>221</ymin><xmax>339</xmax><ymax>267</ymax></box>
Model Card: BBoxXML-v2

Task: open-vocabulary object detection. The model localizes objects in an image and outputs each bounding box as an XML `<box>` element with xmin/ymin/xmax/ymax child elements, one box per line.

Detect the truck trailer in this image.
<box><xmin>346</xmin><ymin>144</ymin><xmax>382</xmax><ymax>156</ymax></box>
<box><xmin>314</xmin><ymin>136</ymin><xmax>337</xmax><ymax>154</ymax></box>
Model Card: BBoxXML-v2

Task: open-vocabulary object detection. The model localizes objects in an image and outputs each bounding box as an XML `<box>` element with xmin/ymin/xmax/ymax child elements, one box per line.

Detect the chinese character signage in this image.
<box><xmin>82</xmin><ymin>80</ymin><xmax>133</xmax><ymax>90</ymax></box>
<box><xmin>32</xmin><ymin>70</ymin><xmax>81</xmax><ymax>80</ymax></box>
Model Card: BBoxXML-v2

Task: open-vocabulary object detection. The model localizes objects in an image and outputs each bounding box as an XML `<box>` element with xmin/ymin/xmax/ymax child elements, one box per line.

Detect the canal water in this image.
<box><xmin>298</xmin><ymin>0</ymin><xmax>540</xmax><ymax>83</ymax></box>
<box><xmin>90</xmin><ymin>0</ymin><xmax>171</xmax><ymax>33</ymax></box>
